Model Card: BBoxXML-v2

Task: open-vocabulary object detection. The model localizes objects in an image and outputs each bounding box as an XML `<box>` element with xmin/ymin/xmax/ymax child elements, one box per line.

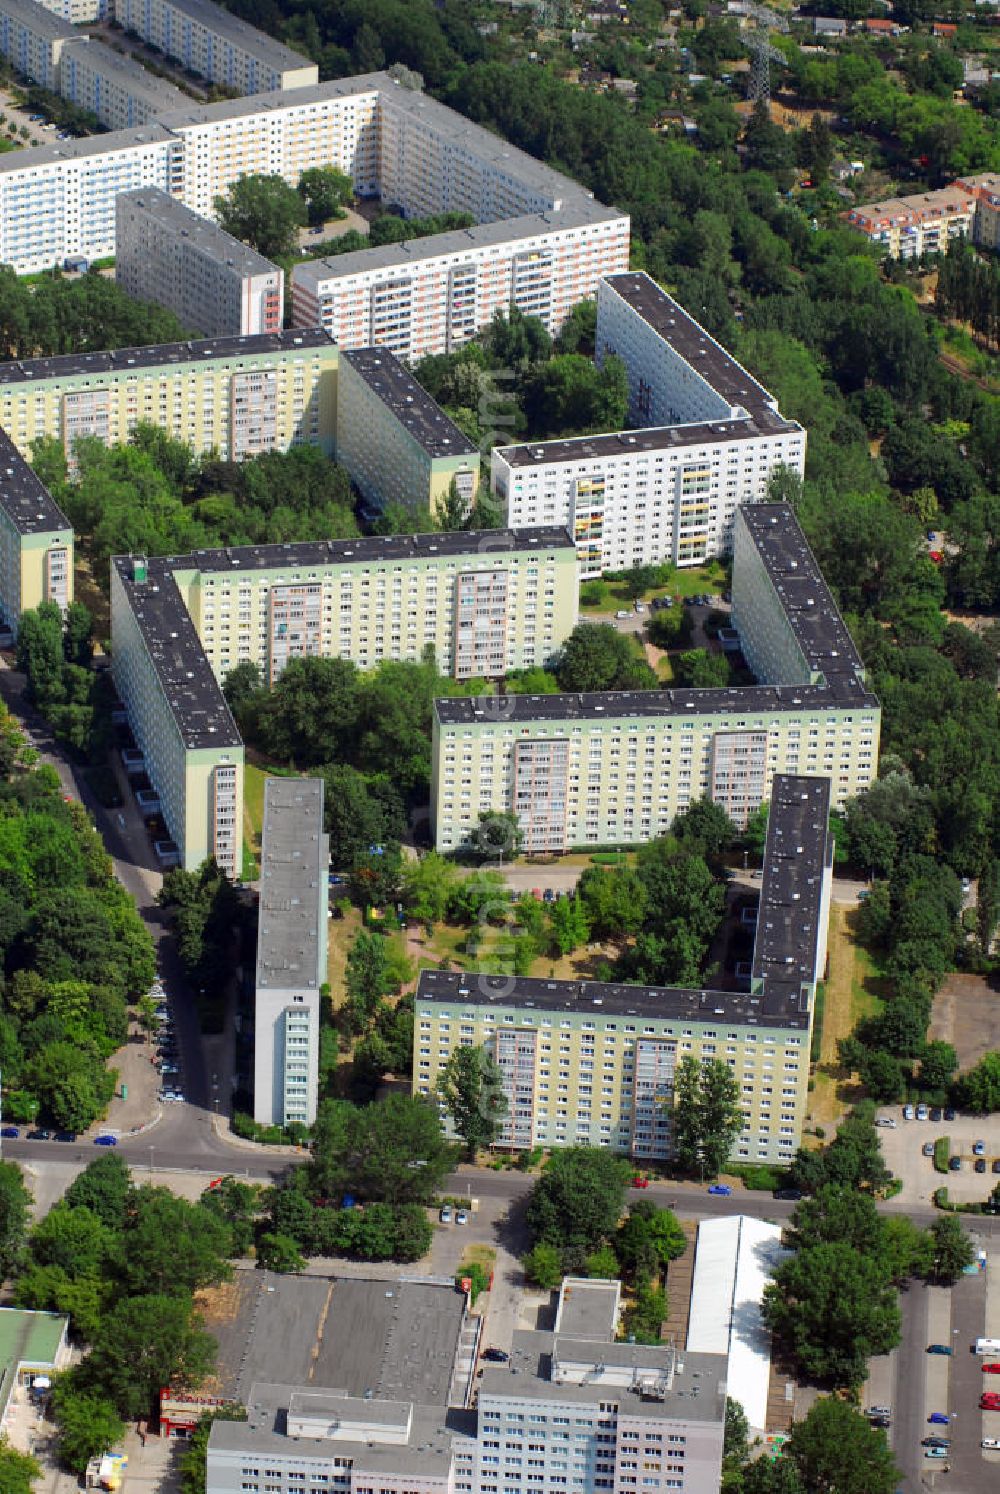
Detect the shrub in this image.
<box><xmin>933</xmin><ymin>1136</ymin><xmax>950</xmax><ymax>1173</ymax></box>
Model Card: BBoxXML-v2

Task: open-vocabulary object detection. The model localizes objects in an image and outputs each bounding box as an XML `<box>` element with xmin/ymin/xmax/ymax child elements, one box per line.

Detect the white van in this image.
<box><xmin>975</xmin><ymin>1338</ymin><xmax>1000</xmax><ymax>1356</ymax></box>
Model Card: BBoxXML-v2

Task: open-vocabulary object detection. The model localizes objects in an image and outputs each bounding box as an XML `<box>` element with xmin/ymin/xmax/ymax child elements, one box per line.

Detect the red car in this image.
<box><xmin>983</xmin><ymin>1364</ymin><xmax>1000</xmax><ymax>1375</ymax></box>
<box><xmin>632</xmin><ymin>1176</ymin><xmax>649</xmax><ymax>1189</ymax></box>
<box><xmin>980</xmin><ymin>1393</ymin><xmax>1000</xmax><ymax>1410</ymax></box>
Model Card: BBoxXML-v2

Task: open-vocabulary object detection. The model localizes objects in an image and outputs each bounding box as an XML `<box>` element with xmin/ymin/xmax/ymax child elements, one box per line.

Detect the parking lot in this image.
<box><xmin>877</xmin><ymin>1107</ymin><xmax>1000</xmax><ymax>1205</ymax></box>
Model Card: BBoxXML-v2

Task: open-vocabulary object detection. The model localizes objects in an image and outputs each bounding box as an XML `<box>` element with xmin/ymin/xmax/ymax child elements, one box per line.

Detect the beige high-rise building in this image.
<box><xmin>111</xmin><ymin>528</ymin><xmax>579</xmax><ymax>871</ymax></box>
<box><xmin>0</xmin><ymin>328</ymin><xmax>337</xmax><ymax>463</ymax></box>
<box><xmin>336</xmin><ymin>348</ymin><xmax>479</xmax><ymax>520</ymax></box>
<box><xmin>115</xmin><ymin>188</ymin><xmax>283</xmax><ymax>338</ymax></box>
<box><xmin>416</xmin><ymin>773</ymin><xmax>833</xmax><ymax>1168</ymax></box>
<box><xmin>431</xmin><ymin>503</ymin><xmax>879</xmax><ymax>853</ymax></box>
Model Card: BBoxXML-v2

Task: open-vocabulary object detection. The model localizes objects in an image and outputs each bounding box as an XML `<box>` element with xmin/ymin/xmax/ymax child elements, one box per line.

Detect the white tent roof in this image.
<box><xmin>686</xmin><ymin>1215</ymin><xmax>787</xmax><ymax>1434</ymax></box>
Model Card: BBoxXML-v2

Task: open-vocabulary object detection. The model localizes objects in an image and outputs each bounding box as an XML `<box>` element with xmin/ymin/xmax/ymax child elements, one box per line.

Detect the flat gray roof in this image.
<box><xmin>495</xmin><ymin>407</ymin><xmax>801</xmax><ymax>467</ymax></box>
<box><xmin>117</xmin><ymin>186</ymin><xmax>280</xmax><ymax>276</ymax></box>
<box><xmin>255</xmin><ymin>777</ymin><xmax>326</xmax><ymax>994</ymax></box>
<box><xmin>0</xmin><ymin>0</ymin><xmax>75</xmax><ymax>41</ymax></box>
<box><xmin>0</xmin><ymin>327</ymin><xmax>333</xmax><ymax>386</ymax></box>
<box><xmin>210</xmin><ymin>1388</ymin><xmax>470</xmax><ymax>1476</ymax></box>
<box><xmin>0</xmin><ymin>428</ymin><xmax>72</xmax><ymax>537</ymax></box>
<box><xmin>61</xmin><ymin>38</ymin><xmax>186</xmax><ymax>109</ymax></box>
<box><xmin>342</xmin><ymin>348</ymin><xmax>478</xmax><ymax>458</ymax></box>
<box><xmin>0</xmin><ymin>120</ymin><xmax>174</xmax><ymax>172</ymax></box>
<box><xmin>738</xmin><ymin>504</ymin><xmax>867</xmax><ymax>696</ymax></box>
<box><xmin>141</xmin><ymin>0</ymin><xmax>316</xmax><ymax>73</ymax></box>
<box><xmin>294</xmin><ymin>201</ymin><xmax>625</xmax><ymax>290</ymax></box>
<box><xmin>203</xmin><ymin>1271</ymin><xmax>465</xmax><ymax>1408</ymax></box>
<box><xmin>602</xmin><ymin>271</ymin><xmax>780</xmax><ymax>418</ymax></box>
<box><xmin>752</xmin><ymin>774</ymin><xmax>833</xmax><ymax>1006</ymax></box>
<box><xmin>482</xmin><ymin>1334</ymin><xmax>727</xmax><ymax>1423</ymax></box>
<box><xmin>113</xmin><ymin>559</ymin><xmax>240</xmax><ymax>750</ymax></box>
<box><xmin>554</xmin><ymin>1279</ymin><xmax>619</xmax><ymax>1341</ymax></box>
<box><xmin>418</xmin><ymin>773</ymin><xmax>832</xmax><ymax>1030</ymax></box>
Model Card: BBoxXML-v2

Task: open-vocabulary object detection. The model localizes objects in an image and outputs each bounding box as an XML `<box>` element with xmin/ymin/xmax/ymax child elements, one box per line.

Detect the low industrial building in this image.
<box><xmin>0</xmin><ymin>328</ymin><xmax>338</xmax><ymax>464</ymax></box>
<box><xmin>0</xmin><ymin>1308</ymin><xmax>70</xmax><ymax>1429</ymax></box>
<box><xmin>492</xmin><ymin>272</ymin><xmax>805</xmax><ymax>576</ymax></box>
<box><xmin>0</xmin><ymin>427</ymin><xmax>73</xmax><ymax>639</ymax></box>
<box><xmin>415</xmin><ymin>772</ymin><xmax>833</xmax><ymax>1166</ymax></box>
<box><xmin>115</xmin><ymin>188</ymin><xmax>284</xmax><ymax>338</ymax></box>
<box><xmin>431</xmin><ymin>502</ymin><xmax>878</xmax><ymax>853</ymax></box>
<box><xmin>253</xmin><ymin>777</ymin><xmax>327</xmax><ymax>1128</ymax></box>
<box><xmin>110</xmin><ymin>527</ymin><xmax>578</xmax><ymax>871</ymax></box>
<box><xmin>335</xmin><ymin>348</ymin><xmax>479</xmax><ymax>520</ymax></box>
<box><xmin>686</xmin><ymin>1216</ymin><xmax>789</xmax><ymax>1437</ymax></box>
<box><xmin>112</xmin><ymin>0</ymin><xmax>319</xmax><ymax>94</ymax></box>
<box><xmin>205</xmin><ymin>1274</ymin><xmax>727</xmax><ymax>1494</ymax></box>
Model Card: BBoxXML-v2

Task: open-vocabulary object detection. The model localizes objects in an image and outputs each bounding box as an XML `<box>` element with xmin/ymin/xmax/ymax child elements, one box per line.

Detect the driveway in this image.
<box><xmin>877</xmin><ymin>1108</ymin><xmax>1000</xmax><ymax>1206</ymax></box>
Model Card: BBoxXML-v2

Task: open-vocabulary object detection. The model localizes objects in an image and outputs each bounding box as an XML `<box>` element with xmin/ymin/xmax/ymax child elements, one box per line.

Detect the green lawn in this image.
<box><xmin>581</xmin><ymin>561</ymin><xmax>729</xmax><ymax>613</ymax></box>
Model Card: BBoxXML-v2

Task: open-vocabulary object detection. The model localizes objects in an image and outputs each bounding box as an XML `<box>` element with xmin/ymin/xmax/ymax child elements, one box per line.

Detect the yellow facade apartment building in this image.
<box><xmin>0</xmin><ymin>428</ymin><xmax>73</xmax><ymax>639</ymax></box>
<box><xmin>111</xmin><ymin>528</ymin><xmax>579</xmax><ymax>871</ymax></box>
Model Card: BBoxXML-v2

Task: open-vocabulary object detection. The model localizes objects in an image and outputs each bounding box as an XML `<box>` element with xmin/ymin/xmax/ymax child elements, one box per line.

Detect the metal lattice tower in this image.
<box><xmin>744</xmin><ymin>3</ymin><xmax>789</xmax><ymax>111</ymax></box>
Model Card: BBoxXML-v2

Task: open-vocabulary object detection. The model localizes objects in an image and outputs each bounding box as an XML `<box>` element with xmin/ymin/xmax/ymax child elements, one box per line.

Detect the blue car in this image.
<box><xmin>93</xmin><ymin>1135</ymin><xmax>118</xmax><ymax>1147</ymax></box>
<box><xmin>708</xmin><ymin>1183</ymin><xmax>732</xmax><ymax>1196</ymax></box>
<box><xmin>928</xmin><ymin>1413</ymin><xmax>950</xmax><ymax>1425</ymax></box>
<box><xmin>0</xmin><ymin>1126</ymin><xmax>19</xmax><ymax>1138</ymax></box>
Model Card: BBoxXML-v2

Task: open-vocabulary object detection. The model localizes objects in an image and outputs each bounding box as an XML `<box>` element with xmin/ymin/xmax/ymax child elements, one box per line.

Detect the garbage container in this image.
<box><xmin>119</xmin><ymin>1083</ymin><xmax>128</xmax><ymax>1100</ymax></box>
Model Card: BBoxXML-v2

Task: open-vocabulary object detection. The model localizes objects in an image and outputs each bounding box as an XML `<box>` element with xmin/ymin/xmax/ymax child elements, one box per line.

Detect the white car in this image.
<box><xmin>615</xmin><ymin>609</ymin><xmax>631</xmax><ymax>620</ymax></box>
<box><xmin>916</xmin><ymin>1104</ymin><xmax>929</xmax><ymax>1121</ymax></box>
<box><xmin>983</xmin><ymin>1438</ymin><xmax>1000</xmax><ymax>1450</ymax></box>
<box><xmin>876</xmin><ymin>1117</ymin><xmax>897</xmax><ymax>1128</ymax></box>
<box><xmin>903</xmin><ymin>1104</ymin><xmax>915</xmax><ymax>1120</ymax></box>
<box><xmin>455</xmin><ymin>1209</ymin><xmax>469</xmax><ymax>1226</ymax></box>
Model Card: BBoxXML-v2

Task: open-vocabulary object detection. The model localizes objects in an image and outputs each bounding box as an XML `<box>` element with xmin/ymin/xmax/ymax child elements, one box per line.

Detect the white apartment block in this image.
<box><xmin>59</xmin><ymin>36</ymin><xmax>185</xmax><ymax>130</ymax></box>
<box><xmin>0</xmin><ymin>0</ymin><xmax>75</xmax><ymax>92</ymax></box>
<box><xmin>0</xmin><ymin>71</ymin><xmax>627</xmax><ymax>280</ymax></box>
<box><xmin>292</xmin><ymin>206</ymin><xmax>629</xmax><ymax>360</ymax></box>
<box><xmin>207</xmin><ymin>1281</ymin><xmax>727</xmax><ymax>1494</ymax></box>
<box><xmin>33</xmin><ymin>0</ymin><xmax>106</xmax><ymax>21</ymax></box>
<box><xmin>431</xmin><ymin>502</ymin><xmax>879</xmax><ymax>854</ymax></box>
<box><xmin>253</xmin><ymin>777</ymin><xmax>327</xmax><ymax>1128</ymax></box>
<box><xmin>0</xmin><ymin>327</ymin><xmax>337</xmax><ymax>464</ymax></box>
<box><xmin>492</xmin><ymin>272</ymin><xmax>805</xmax><ymax>576</ymax></box>
<box><xmin>111</xmin><ymin>528</ymin><xmax>578</xmax><ymax>871</ymax></box>
<box><xmin>417</xmin><ymin>775</ymin><xmax>833</xmax><ymax>1168</ymax></box>
<box><xmin>115</xmin><ymin>187</ymin><xmax>283</xmax><ymax>337</ymax></box>
<box><xmin>113</xmin><ymin>0</ymin><xmax>318</xmax><ymax>94</ymax></box>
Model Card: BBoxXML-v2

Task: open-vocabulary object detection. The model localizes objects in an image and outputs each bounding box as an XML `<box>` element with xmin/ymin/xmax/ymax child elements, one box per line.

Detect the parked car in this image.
<box><xmin>615</xmin><ymin>609</ymin><xmax>631</xmax><ymax>619</ymax></box>
<box><xmin>866</xmin><ymin>1406</ymin><xmax>891</xmax><ymax>1419</ymax></box>
<box><xmin>27</xmin><ymin>1129</ymin><xmax>52</xmax><ymax>1140</ymax></box>
<box><xmin>981</xmin><ymin>1393</ymin><xmax>1000</xmax><ymax>1410</ymax></box>
<box><xmin>455</xmin><ymin>1209</ymin><xmax>469</xmax><ymax>1226</ymax></box>
<box><xmin>482</xmin><ymin>1348</ymin><xmax>509</xmax><ymax>1363</ymax></box>
<box><xmin>927</xmin><ymin>1344</ymin><xmax>953</xmax><ymax>1356</ymax></box>
<box><xmin>94</xmin><ymin>1135</ymin><xmax>118</xmax><ymax>1147</ymax></box>
<box><xmin>633</xmin><ymin>601</ymin><xmax>645</xmax><ymax>613</ymax></box>
<box><xmin>774</xmin><ymin>1188</ymin><xmax>803</xmax><ymax>1200</ymax></box>
<box><xmin>876</xmin><ymin>1116</ymin><xmax>897</xmax><ymax>1128</ymax></box>
<box><xmin>994</xmin><ymin>1159</ymin><xmax>1000</xmax><ymax>1174</ymax></box>
<box><xmin>976</xmin><ymin>1159</ymin><xmax>987</xmax><ymax>1173</ymax></box>
<box><xmin>708</xmin><ymin>1183</ymin><xmax>732</xmax><ymax>1196</ymax></box>
<box><xmin>930</xmin><ymin>1107</ymin><xmax>942</xmax><ymax>1122</ymax></box>
<box><xmin>903</xmin><ymin>1104</ymin><xmax>915</xmax><ymax>1120</ymax></box>
<box><xmin>53</xmin><ymin>1131</ymin><xmax>77</xmax><ymax>1142</ymax></box>
<box><xmin>0</xmin><ymin>1126</ymin><xmax>19</xmax><ymax>1138</ymax></box>
<box><xmin>928</xmin><ymin>1413</ymin><xmax>950</xmax><ymax>1425</ymax></box>
<box><xmin>922</xmin><ymin>1142</ymin><xmax>935</xmax><ymax>1157</ymax></box>
<box><xmin>950</xmin><ymin>1157</ymin><xmax>962</xmax><ymax>1171</ymax></box>
<box><xmin>631</xmin><ymin>1176</ymin><xmax>649</xmax><ymax>1189</ymax></box>
<box><xmin>922</xmin><ymin>1437</ymin><xmax>950</xmax><ymax>1448</ymax></box>
<box><xmin>974</xmin><ymin>1140</ymin><xmax>986</xmax><ymax>1155</ymax></box>
<box><xmin>944</xmin><ymin>1108</ymin><xmax>957</xmax><ymax>1121</ymax></box>
<box><xmin>924</xmin><ymin>1448</ymin><xmax>948</xmax><ymax>1460</ymax></box>
<box><xmin>916</xmin><ymin>1104</ymin><xmax>929</xmax><ymax>1120</ymax></box>
<box><xmin>981</xmin><ymin>1364</ymin><xmax>1000</xmax><ymax>1374</ymax></box>
<box><xmin>439</xmin><ymin>1206</ymin><xmax>452</xmax><ymax>1224</ymax></box>
<box><xmin>983</xmin><ymin>1437</ymin><xmax>1000</xmax><ymax>1449</ymax></box>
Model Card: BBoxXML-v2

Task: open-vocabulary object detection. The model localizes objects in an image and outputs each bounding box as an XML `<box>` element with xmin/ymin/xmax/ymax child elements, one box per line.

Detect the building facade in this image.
<box><xmin>253</xmin><ymin>777</ymin><xmax>327</xmax><ymax>1128</ymax></box>
<box><xmin>336</xmin><ymin>348</ymin><xmax>479</xmax><ymax>519</ymax></box>
<box><xmin>112</xmin><ymin>0</ymin><xmax>319</xmax><ymax>94</ymax></box>
<box><xmin>59</xmin><ymin>36</ymin><xmax>185</xmax><ymax>130</ymax></box>
<box><xmin>416</xmin><ymin>773</ymin><xmax>833</xmax><ymax>1167</ymax></box>
<box><xmin>0</xmin><ymin>0</ymin><xmax>75</xmax><ymax>93</ymax></box>
<box><xmin>206</xmin><ymin>1278</ymin><xmax>726</xmax><ymax>1494</ymax></box>
<box><xmin>0</xmin><ymin>428</ymin><xmax>74</xmax><ymax>639</ymax></box>
<box><xmin>32</xmin><ymin>0</ymin><xmax>106</xmax><ymax>21</ymax></box>
<box><xmin>110</xmin><ymin>528</ymin><xmax>578</xmax><ymax>871</ymax></box>
<box><xmin>492</xmin><ymin>273</ymin><xmax>805</xmax><ymax>576</ymax></box>
<box><xmin>110</xmin><ymin>552</ymin><xmax>244</xmax><ymax>875</ymax></box>
<box><xmin>115</xmin><ymin>187</ymin><xmax>283</xmax><ymax>338</ymax></box>
<box><xmin>430</xmin><ymin>502</ymin><xmax>878</xmax><ymax>853</ymax></box>
<box><xmin>0</xmin><ymin>71</ymin><xmax>627</xmax><ymax>282</ymax></box>
<box><xmin>0</xmin><ymin>328</ymin><xmax>337</xmax><ymax>463</ymax></box>
<box><xmin>844</xmin><ymin>183</ymin><xmax>981</xmax><ymax>258</ymax></box>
